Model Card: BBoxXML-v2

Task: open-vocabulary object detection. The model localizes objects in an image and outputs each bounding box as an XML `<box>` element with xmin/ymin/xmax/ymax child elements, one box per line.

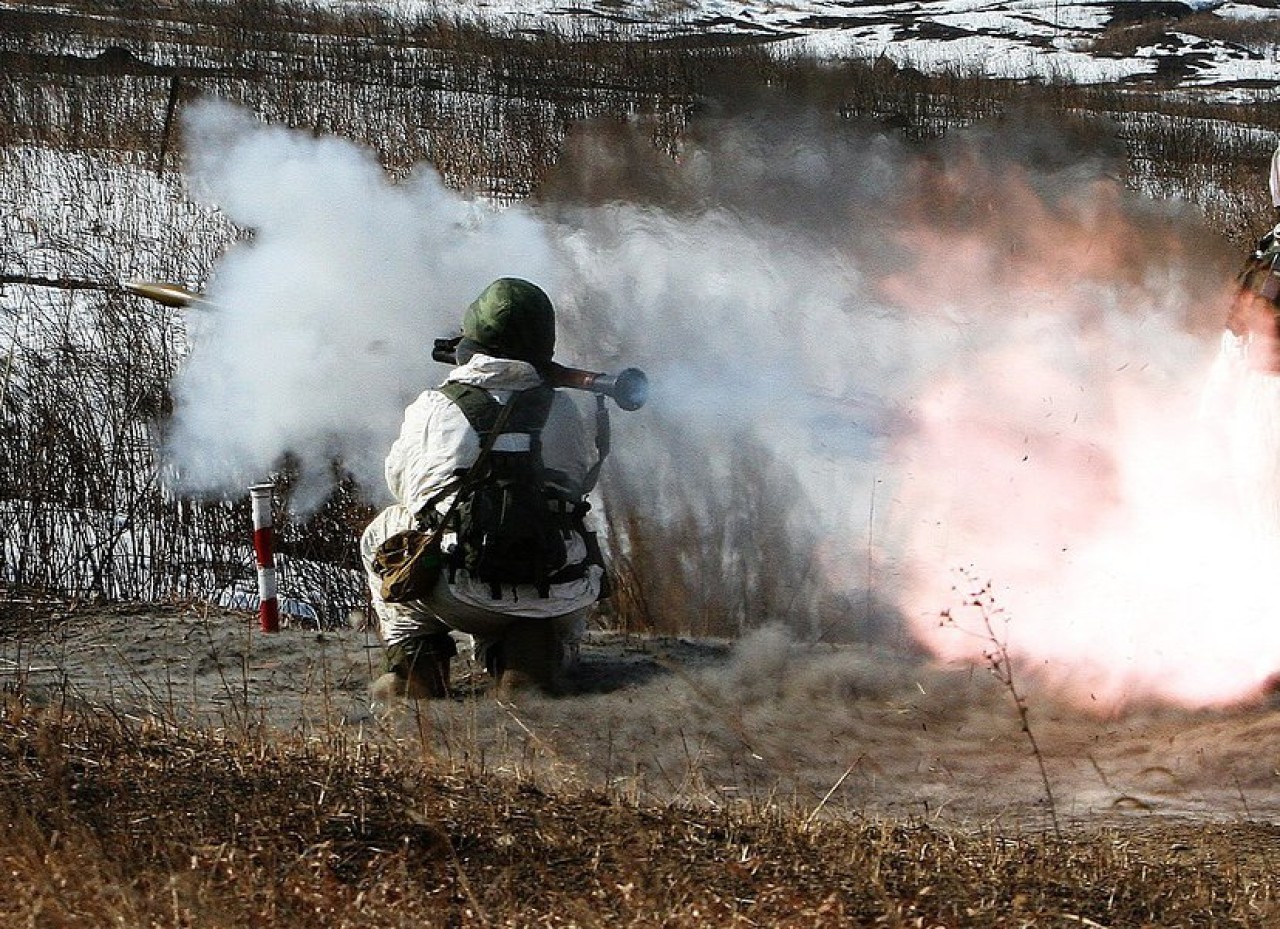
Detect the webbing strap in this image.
<box><xmin>440</xmin><ymin>382</ymin><xmax>554</xmax><ymax>437</ymax></box>
<box><xmin>582</xmin><ymin>394</ymin><xmax>610</xmax><ymax>494</ymax></box>
<box><xmin>413</xmin><ymin>390</ymin><xmax>522</xmax><ymax>530</ymax></box>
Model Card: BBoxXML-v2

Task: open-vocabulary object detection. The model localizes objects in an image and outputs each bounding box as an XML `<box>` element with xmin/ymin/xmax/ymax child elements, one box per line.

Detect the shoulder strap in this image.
<box><xmin>582</xmin><ymin>394</ymin><xmax>610</xmax><ymax>495</ymax></box>
<box><xmin>413</xmin><ymin>387</ymin><xmax>524</xmax><ymax>529</ymax></box>
<box><xmin>440</xmin><ymin>382</ymin><xmax>554</xmax><ymax>436</ymax></box>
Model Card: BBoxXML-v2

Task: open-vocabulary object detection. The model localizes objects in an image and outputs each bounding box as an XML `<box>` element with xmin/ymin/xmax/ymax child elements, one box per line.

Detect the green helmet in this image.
<box><xmin>461</xmin><ymin>278</ymin><xmax>556</xmax><ymax>366</ymax></box>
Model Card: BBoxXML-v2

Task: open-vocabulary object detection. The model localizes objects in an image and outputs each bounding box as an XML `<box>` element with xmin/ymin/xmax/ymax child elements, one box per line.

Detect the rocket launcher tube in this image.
<box><xmin>432</xmin><ymin>336</ymin><xmax>648</xmax><ymax>411</ymax></box>
<box><xmin>544</xmin><ymin>364</ymin><xmax>649</xmax><ymax>411</ymax></box>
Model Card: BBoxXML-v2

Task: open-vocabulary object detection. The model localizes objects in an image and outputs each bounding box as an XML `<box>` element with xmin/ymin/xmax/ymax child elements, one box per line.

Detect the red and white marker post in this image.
<box><xmin>249</xmin><ymin>482</ymin><xmax>279</xmax><ymax>633</ymax></box>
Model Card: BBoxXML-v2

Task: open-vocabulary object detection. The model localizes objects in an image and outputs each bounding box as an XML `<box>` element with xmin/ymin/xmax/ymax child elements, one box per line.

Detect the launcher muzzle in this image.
<box><xmin>433</xmin><ymin>336</ymin><xmax>648</xmax><ymax>411</ymax></box>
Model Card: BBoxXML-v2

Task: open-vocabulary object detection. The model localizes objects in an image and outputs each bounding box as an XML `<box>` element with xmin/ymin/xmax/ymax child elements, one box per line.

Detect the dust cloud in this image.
<box><xmin>167</xmin><ymin>98</ymin><xmax>1280</xmax><ymax>711</ymax></box>
<box><xmin>20</xmin><ymin>606</ymin><xmax>1280</xmax><ymax>826</ymax></box>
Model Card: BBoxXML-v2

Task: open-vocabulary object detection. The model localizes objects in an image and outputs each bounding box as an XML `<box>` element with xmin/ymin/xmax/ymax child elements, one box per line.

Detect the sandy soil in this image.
<box><xmin>3</xmin><ymin>593</ymin><xmax>1279</xmax><ymax>832</ymax></box>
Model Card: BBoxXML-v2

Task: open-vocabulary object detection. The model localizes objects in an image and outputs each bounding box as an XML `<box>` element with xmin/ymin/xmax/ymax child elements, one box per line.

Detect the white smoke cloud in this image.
<box><xmin>166</xmin><ymin>100</ymin><xmax>557</xmax><ymax>503</ymax></box>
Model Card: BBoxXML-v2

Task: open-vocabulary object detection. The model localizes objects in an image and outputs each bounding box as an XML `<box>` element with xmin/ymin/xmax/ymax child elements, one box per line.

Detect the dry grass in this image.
<box><xmin>0</xmin><ymin>689</ymin><xmax>1276</xmax><ymax>927</ymax></box>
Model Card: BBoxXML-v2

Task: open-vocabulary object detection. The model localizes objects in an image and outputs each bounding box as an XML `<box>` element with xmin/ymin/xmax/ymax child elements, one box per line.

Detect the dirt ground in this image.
<box><xmin>3</xmin><ymin>593</ymin><xmax>1280</xmax><ymax>834</ymax></box>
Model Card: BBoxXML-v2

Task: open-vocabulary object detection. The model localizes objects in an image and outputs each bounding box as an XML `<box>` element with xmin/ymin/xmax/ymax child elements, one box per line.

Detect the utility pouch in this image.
<box><xmin>372</xmin><ymin>529</ymin><xmax>443</xmax><ymax>603</ymax></box>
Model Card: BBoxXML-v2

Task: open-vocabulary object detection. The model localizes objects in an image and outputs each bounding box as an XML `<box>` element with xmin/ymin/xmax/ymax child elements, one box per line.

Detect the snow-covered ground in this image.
<box><xmin>311</xmin><ymin>0</ymin><xmax>1280</xmax><ymax>93</ymax></box>
<box><xmin>1</xmin><ymin>0</ymin><xmax>1274</xmax><ymax>95</ymax></box>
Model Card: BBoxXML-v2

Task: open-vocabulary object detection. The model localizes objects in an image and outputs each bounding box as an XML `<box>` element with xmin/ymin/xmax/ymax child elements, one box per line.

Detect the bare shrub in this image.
<box><xmin>1178</xmin><ymin>10</ymin><xmax>1280</xmax><ymax>52</ymax></box>
<box><xmin>1088</xmin><ymin>18</ymin><xmax>1179</xmax><ymax>58</ymax></box>
<box><xmin>601</xmin><ymin>426</ymin><xmax>831</xmax><ymax>641</ymax></box>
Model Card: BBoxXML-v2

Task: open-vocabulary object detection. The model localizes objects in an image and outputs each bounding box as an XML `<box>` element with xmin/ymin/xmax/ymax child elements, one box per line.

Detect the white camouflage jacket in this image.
<box><xmin>382</xmin><ymin>353</ymin><xmax>603</xmax><ymax>616</ymax></box>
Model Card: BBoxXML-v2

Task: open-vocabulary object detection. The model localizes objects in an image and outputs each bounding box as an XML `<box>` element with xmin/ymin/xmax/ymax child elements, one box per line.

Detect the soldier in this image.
<box><xmin>1225</xmin><ymin>145</ymin><xmax>1280</xmax><ymax>373</ymax></box>
<box><xmin>1203</xmin><ymin>144</ymin><xmax>1280</xmax><ymax>543</ymax></box>
<box><xmin>361</xmin><ymin>278</ymin><xmax>605</xmax><ymax>700</ymax></box>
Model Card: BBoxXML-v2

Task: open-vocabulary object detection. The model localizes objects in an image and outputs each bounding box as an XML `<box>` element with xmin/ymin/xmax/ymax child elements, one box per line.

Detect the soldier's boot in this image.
<box><xmin>376</xmin><ymin>632</ymin><xmax>455</xmax><ymax>702</ymax></box>
<box><xmin>403</xmin><ymin>649</ymin><xmax>452</xmax><ymax>699</ymax></box>
<box><xmin>496</xmin><ymin>619</ymin><xmax>565</xmax><ymax>697</ymax></box>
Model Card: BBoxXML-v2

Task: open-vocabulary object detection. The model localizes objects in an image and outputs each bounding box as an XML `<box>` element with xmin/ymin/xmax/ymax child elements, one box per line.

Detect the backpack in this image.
<box><xmin>436</xmin><ymin>382</ymin><xmax>571</xmax><ymax>599</ymax></box>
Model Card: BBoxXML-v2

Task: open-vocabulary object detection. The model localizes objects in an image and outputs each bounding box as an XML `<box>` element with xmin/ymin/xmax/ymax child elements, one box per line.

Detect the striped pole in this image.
<box><xmin>249</xmin><ymin>482</ymin><xmax>279</xmax><ymax>633</ymax></box>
